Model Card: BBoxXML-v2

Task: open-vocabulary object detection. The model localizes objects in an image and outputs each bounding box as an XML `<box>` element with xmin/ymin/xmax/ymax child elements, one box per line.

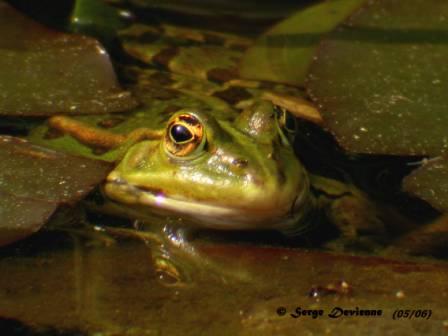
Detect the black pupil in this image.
<box><xmin>171</xmin><ymin>124</ymin><xmax>193</xmax><ymax>143</ymax></box>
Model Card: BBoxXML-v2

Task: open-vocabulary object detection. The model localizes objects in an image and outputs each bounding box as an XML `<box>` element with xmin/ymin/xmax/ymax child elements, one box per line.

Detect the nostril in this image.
<box><xmin>231</xmin><ymin>158</ymin><xmax>248</xmax><ymax>168</ymax></box>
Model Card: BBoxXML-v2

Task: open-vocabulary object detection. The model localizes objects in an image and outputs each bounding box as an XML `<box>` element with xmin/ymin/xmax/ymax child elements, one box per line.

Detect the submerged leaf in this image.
<box><xmin>0</xmin><ymin>2</ymin><xmax>137</xmax><ymax>117</ymax></box>
<box><xmin>0</xmin><ymin>136</ymin><xmax>112</xmax><ymax>246</ymax></box>
<box><xmin>307</xmin><ymin>0</ymin><xmax>448</xmax><ymax>156</ymax></box>
<box><xmin>403</xmin><ymin>157</ymin><xmax>448</xmax><ymax>212</ymax></box>
<box><xmin>1</xmin><ymin>241</ymin><xmax>448</xmax><ymax>334</ymax></box>
<box><xmin>240</xmin><ymin>0</ymin><xmax>366</xmax><ymax>85</ymax></box>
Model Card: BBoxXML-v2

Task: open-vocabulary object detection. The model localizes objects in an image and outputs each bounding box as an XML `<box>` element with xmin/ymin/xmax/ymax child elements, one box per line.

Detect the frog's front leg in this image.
<box><xmin>311</xmin><ymin>175</ymin><xmax>386</xmax><ymax>251</ymax></box>
<box><xmin>88</xmin><ymin>215</ymin><xmax>252</xmax><ymax>285</ymax></box>
<box><xmin>48</xmin><ymin>115</ymin><xmax>164</xmax><ymax>158</ymax></box>
<box><xmin>152</xmin><ymin>224</ymin><xmax>252</xmax><ymax>284</ymax></box>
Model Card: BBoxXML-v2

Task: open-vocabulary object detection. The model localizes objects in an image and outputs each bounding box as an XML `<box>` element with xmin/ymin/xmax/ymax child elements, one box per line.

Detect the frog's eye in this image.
<box><xmin>164</xmin><ymin>113</ymin><xmax>206</xmax><ymax>158</ymax></box>
<box><xmin>274</xmin><ymin>105</ymin><xmax>297</xmax><ymax>141</ymax></box>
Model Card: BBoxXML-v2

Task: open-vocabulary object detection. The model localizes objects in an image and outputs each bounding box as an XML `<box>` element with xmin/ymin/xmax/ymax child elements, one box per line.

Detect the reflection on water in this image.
<box><xmin>1</xmin><ymin>230</ymin><xmax>448</xmax><ymax>335</ymax></box>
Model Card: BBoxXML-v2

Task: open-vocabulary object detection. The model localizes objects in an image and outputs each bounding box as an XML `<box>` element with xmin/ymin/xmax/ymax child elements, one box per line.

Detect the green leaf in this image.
<box><xmin>239</xmin><ymin>0</ymin><xmax>366</xmax><ymax>85</ymax></box>
<box><xmin>307</xmin><ymin>0</ymin><xmax>448</xmax><ymax>156</ymax></box>
<box><xmin>70</xmin><ymin>0</ymin><xmax>130</xmax><ymax>45</ymax></box>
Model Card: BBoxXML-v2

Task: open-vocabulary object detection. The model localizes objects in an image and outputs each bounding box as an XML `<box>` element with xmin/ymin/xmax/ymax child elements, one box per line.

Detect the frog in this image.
<box><xmin>31</xmin><ymin>18</ymin><xmax>386</xmax><ymax>255</ymax></box>
<box><xmin>44</xmin><ymin>95</ymin><xmax>383</xmax><ymax>248</ymax></box>
<box><xmin>45</xmin><ymin>101</ymin><xmax>386</xmax><ymax>287</ymax></box>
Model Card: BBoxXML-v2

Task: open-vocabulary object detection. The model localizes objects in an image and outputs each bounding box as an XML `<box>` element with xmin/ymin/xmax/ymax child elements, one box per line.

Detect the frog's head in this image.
<box><xmin>105</xmin><ymin>100</ymin><xmax>311</xmax><ymax>231</ymax></box>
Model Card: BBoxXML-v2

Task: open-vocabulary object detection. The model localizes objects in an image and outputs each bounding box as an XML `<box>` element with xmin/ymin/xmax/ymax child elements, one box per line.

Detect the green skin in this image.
<box><xmin>47</xmin><ymin>99</ymin><xmax>381</xmax><ymax>239</ymax></box>
<box><xmin>39</xmin><ymin>23</ymin><xmax>384</xmax><ymax>241</ymax></box>
<box><xmin>104</xmin><ymin>101</ymin><xmax>312</xmax><ymax>232</ymax></box>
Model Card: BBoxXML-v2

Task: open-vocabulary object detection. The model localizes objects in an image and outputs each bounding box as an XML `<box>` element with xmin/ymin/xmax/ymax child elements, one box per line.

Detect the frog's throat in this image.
<box><xmin>104</xmin><ymin>172</ymin><xmax>312</xmax><ymax>230</ymax></box>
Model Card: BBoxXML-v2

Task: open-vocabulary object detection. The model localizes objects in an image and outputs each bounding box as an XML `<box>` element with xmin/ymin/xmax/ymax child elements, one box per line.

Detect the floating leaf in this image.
<box><xmin>0</xmin><ymin>191</ymin><xmax>56</xmax><ymax>247</ymax></box>
<box><xmin>403</xmin><ymin>157</ymin><xmax>448</xmax><ymax>212</ymax></box>
<box><xmin>70</xmin><ymin>0</ymin><xmax>131</xmax><ymax>46</ymax></box>
<box><xmin>307</xmin><ymin>0</ymin><xmax>448</xmax><ymax>156</ymax></box>
<box><xmin>239</xmin><ymin>0</ymin><xmax>366</xmax><ymax>86</ymax></box>
<box><xmin>0</xmin><ymin>136</ymin><xmax>112</xmax><ymax>246</ymax></box>
<box><xmin>0</xmin><ymin>2</ymin><xmax>137</xmax><ymax>117</ymax></box>
<box><xmin>390</xmin><ymin>213</ymin><xmax>448</xmax><ymax>256</ymax></box>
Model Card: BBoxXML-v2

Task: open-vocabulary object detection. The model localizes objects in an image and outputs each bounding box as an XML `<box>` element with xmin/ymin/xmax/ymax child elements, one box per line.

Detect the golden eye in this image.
<box><xmin>164</xmin><ymin>113</ymin><xmax>206</xmax><ymax>158</ymax></box>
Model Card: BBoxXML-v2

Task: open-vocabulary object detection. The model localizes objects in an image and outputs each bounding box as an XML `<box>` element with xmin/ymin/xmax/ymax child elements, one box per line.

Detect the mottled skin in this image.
<box><xmin>43</xmin><ymin>21</ymin><xmax>384</xmax><ymax>245</ymax></box>
<box><xmin>35</xmin><ymin>20</ymin><xmax>392</xmax><ymax>285</ymax></box>
<box><xmin>48</xmin><ymin>99</ymin><xmax>383</xmax><ymax>243</ymax></box>
<box><xmin>104</xmin><ymin>102</ymin><xmax>311</xmax><ymax>232</ymax></box>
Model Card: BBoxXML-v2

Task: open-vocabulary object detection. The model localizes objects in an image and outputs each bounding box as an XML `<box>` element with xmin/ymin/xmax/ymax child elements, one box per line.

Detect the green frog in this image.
<box><xmin>32</xmin><ymin>20</ymin><xmax>384</xmax><ymax>248</ymax></box>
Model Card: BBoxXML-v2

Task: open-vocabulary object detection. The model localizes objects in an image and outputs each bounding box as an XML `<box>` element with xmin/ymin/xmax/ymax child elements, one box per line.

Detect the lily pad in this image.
<box><xmin>306</xmin><ymin>0</ymin><xmax>448</xmax><ymax>156</ymax></box>
<box><xmin>0</xmin><ymin>2</ymin><xmax>137</xmax><ymax>117</ymax></box>
<box><xmin>0</xmin><ymin>136</ymin><xmax>112</xmax><ymax>246</ymax></box>
<box><xmin>70</xmin><ymin>0</ymin><xmax>131</xmax><ymax>46</ymax></box>
<box><xmin>239</xmin><ymin>0</ymin><xmax>366</xmax><ymax>86</ymax></box>
<box><xmin>403</xmin><ymin>157</ymin><xmax>448</xmax><ymax>212</ymax></box>
<box><xmin>0</xmin><ymin>191</ymin><xmax>56</xmax><ymax>247</ymax></box>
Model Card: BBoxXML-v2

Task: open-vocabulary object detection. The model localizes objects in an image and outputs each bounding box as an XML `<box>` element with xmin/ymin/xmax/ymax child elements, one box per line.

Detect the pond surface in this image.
<box><xmin>1</xmin><ymin>231</ymin><xmax>448</xmax><ymax>335</ymax></box>
<box><xmin>2</xmin><ymin>1</ymin><xmax>448</xmax><ymax>335</ymax></box>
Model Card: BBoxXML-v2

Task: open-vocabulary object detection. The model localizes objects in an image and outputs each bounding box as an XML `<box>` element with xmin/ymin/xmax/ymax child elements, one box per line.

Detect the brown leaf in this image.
<box><xmin>0</xmin><ymin>136</ymin><xmax>112</xmax><ymax>246</ymax></box>
<box><xmin>0</xmin><ymin>2</ymin><xmax>137</xmax><ymax>116</ymax></box>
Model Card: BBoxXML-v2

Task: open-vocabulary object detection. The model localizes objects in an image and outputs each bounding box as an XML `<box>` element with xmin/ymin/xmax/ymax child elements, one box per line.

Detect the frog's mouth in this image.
<box><xmin>104</xmin><ymin>172</ymin><xmax>311</xmax><ymax>230</ymax></box>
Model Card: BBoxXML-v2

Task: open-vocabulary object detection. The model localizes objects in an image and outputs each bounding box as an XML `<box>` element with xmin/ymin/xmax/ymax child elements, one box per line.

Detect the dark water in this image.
<box><xmin>2</xmin><ymin>230</ymin><xmax>448</xmax><ymax>335</ymax></box>
<box><xmin>2</xmin><ymin>1</ymin><xmax>448</xmax><ymax>335</ymax></box>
